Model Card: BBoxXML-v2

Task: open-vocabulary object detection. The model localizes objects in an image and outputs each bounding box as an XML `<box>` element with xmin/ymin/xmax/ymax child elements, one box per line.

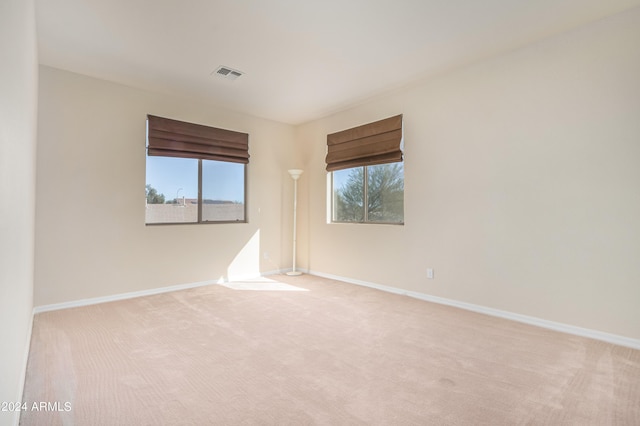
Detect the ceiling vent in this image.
<box><xmin>213</xmin><ymin>66</ymin><xmax>244</xmax><ymax>81</ymax></box>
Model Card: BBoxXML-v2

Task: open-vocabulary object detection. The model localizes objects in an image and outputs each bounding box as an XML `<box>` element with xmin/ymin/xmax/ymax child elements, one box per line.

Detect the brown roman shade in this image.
<box><xmin>325</xmin><ymin>114</ymin><xmax>403</xmax><ymax>172</ymax></box>
<box><xmin>147</xmin><ymin>115</ymin><xmax>249</xmax><ymax>163</ymax></box>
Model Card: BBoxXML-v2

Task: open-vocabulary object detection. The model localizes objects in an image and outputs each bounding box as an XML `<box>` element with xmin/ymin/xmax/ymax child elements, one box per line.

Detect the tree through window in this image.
<box><xmin>332</xmin><ymin>163</ymin><xmax>404</xmax><ymax>224</ymax></box>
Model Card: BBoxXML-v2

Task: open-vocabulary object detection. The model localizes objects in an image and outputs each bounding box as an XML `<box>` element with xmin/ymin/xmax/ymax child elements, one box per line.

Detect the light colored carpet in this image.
<box><xmin>21</xmin><ymin>274</ymin><xmax>640</xmax><ymax>425</ymax></box>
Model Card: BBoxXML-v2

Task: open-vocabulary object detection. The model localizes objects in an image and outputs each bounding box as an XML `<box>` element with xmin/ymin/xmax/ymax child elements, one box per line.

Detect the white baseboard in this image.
<box><xmin>308</xmin><ymin>270</ymin><xmax>640</xmax><ymax>351</ymax></box>
<box><xmin>33</xmin><ymin>269</ymin><xmax>287</xmax><ymax>314</ymax></box>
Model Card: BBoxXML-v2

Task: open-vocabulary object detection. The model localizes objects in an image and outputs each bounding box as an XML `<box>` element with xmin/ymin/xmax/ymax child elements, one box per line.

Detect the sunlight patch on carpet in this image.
<box><xmin>218</xmin><ymin>278</ymin><xmax>309</xmax><ymax>292</ymax></box>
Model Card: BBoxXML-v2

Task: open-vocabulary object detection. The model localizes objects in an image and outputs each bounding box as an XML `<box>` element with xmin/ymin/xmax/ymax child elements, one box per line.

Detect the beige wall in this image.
<box><xmin>296</xmin><ymin>8</ymin><xmax>640</xmax><ymax>340</ymax></box>
<box><xmin>35</xmin><ymin>66</ymin><xmax>297</xmax><ymax>306</ymax></box>
<box><xmin>0</xmin><ymin>0</ymin><xmax>37</xmax><ymax>424</ymax></box>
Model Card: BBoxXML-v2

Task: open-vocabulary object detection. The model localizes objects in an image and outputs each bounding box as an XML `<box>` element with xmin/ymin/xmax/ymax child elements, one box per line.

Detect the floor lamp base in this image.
<box><xmin>286</xmin><ymin>271</ymin><xmax>303</xmax><ymax>276</ymax></box>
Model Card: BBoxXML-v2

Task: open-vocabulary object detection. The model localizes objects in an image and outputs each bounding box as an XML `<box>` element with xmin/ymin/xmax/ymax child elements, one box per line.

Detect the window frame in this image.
<box><xmin>145</xmin><ymin>156</ymin><xmax>248</xmax><ymax>226</ymax></box>
<box><xmin>330</xmin><ymin>163</ymin><xmax>404</xmax><ymax>226</ymax></box>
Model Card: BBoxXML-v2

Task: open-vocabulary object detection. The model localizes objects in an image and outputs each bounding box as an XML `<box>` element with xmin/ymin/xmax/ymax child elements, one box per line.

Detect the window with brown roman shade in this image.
<box><xmin>147</xmin><ymin>115</ymin><xmax>249</xmax><ymax>163</ymax></box>
<box><xmin>145</xmin><ymin>115</ymin><xmax>248</xmax><ymax>225</ymax></box>
<box><xmin>325</xmin><ymin>114</ymin><xmax>402</xmax><ymax>172</ymax></box>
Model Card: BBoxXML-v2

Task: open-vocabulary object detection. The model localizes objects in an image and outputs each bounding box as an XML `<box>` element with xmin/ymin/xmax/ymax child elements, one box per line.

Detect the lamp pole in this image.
<box><xmin>286</xmin><ymin>169</ymin><xmax>303</xmax><ymax>276</ymax></box>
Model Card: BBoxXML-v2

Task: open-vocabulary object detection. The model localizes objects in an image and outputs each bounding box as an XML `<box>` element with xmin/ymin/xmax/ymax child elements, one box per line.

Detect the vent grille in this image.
<box><xmin>213</xmin><ymin>66</ymin><xmax>244</xmax><ymax>81</ymax></box>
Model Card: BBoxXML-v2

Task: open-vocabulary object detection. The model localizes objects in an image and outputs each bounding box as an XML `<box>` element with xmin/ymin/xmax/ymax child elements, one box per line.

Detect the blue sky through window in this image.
<box><xmin>146</xmin><ymin>156</ymin><xmax>245</xmax><ymax>202</ymax></box>
<box><xmin>146</xmin><ymin>156</ymin><xmax>198</xmax><ymax>199</ymax></box>
<box><xmin>203</xmin><ymin>160</ymin><xmax>244</xmax><ymax>203</ymax></box>
<box><xmin>332</xmin><ymin>167</ymin><xmax>355</xmax><ymax>192</ymax></box>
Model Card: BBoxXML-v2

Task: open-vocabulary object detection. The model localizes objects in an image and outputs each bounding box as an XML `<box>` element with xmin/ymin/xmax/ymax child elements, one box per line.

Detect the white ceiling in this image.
<box><xmin>36</xmin><ymin>0</ymin><xmax>640</xmax><ymax>125</ymax></box>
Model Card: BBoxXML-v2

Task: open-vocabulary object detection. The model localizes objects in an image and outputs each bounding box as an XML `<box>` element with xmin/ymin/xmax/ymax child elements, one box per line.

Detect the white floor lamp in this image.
<box><xmin>286</xmin><ymin>169</ymin><xmax>303</xmax><ymax>276</ymax></box>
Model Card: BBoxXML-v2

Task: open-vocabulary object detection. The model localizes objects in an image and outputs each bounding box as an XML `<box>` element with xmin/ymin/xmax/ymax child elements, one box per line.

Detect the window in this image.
<box><xmin>201</xmin><ymin>159</ymin><xmax>245</xmax><ymax>222</ymax></box>
<box><xmin>326</xmin><ymin>115</ymin><xmax>404</xmax><ymax>224</ymax></box>
<box><xmin>146</xmin><ymin>156</ymin><xmax>198</xmax><ymax>224</ymax></box>
<box><xmin>145</xmin><ymin>115</ymin><xmax>248</xmax><ymax>225</ymax></box>
<box><xmin>332</xmin><ymin>163</ymin><xmax>404</xmax><ymax>224</ymax></box>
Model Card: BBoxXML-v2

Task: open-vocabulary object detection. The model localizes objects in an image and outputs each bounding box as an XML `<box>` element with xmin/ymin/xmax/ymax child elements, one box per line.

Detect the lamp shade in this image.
<box><xmin>288</xmin><ymin>169</ymin><xmax>303</xmax><ymax>180</ymax></box>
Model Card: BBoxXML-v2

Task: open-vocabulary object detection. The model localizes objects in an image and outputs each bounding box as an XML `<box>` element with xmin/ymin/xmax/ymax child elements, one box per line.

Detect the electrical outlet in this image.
<box><xmin>427</xmin><ymin>268</ymin><xmax>434</xmax><ymax>279</ymax></box>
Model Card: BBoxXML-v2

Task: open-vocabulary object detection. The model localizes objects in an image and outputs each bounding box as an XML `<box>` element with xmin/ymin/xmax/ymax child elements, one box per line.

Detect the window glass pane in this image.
<box><xmin>333</xmin><ymin>167</ymin><xmax>364</xmax><ymax>222</ymax></box>
<box><xmin>145</xmin><ymin>156</ymin><xmax>198</xmax><ymax>224</ymax></box>
<box><xmin>367</xmin><ymin>163</ymin><xmax>404</xmax><ymax>223</ymax></box>
<box><xmin>202</xmin><ymin>160</ymin><xmax>245</xmax><ymax>222</ymax></box>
